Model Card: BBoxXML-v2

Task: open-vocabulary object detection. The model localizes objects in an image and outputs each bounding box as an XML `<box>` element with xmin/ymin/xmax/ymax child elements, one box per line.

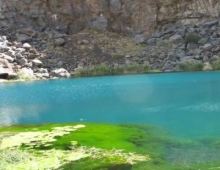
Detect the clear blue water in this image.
<box><xmin>1</xmin><ymin>71</ymin><xmax>220</xmax><ymax>139</ymax></box>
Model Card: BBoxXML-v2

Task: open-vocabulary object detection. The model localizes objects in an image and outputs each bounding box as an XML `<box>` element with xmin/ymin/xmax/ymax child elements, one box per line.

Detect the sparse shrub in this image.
<box><xmin>179</xmin><ymin>61</ymin><xmax>203</xmax><ymax>71</ymax></box>
<box><xmin>112</xmin><ymin>53</ymin><xmax>124</xmax><ymax>59</ymax></box>
<box><xmin>184</xmin><ymin>33</ymin><xmax>200</xmax><ymax>44</ymax></box>
<box><xmin>75</xmin><ymin>63</ymin><xmax>150</xmax><ymax>77</ymax></box>
<box><xmin>75</xmin><ymin>64</ymin><xmax>111</xmax><ymax>77</ymax></box>
<box><xmin>156</xmin><ymin>40</ymin><xmax>172</xmax><ymax>49</ymax></box>
<box><xmin>212</xmin><ymin>58</ymin><xmax>220</xmax><ymax>70</ymax></box>
<box><xmin>90</xmin><ymin>64</ymin><xmax>111</xmax><ymax>76</ymax></box>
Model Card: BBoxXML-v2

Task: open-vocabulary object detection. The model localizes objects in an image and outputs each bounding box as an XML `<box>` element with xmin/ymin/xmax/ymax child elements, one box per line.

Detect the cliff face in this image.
<box><xmin>0</xmin><ymin>0</ymin><xmax>219</xmax><ymax>35</ymax></box>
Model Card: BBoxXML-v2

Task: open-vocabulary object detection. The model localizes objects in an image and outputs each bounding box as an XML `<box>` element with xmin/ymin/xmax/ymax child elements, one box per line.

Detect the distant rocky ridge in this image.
<box><xmin>0</xmin><ymin>0</ymin><xmax>219</xmax><ymax>34</ymax></box>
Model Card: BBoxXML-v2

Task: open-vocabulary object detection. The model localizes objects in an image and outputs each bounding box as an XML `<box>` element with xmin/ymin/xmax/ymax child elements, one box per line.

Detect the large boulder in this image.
<box><xmin>0</xmin><ymin>58</ymin><xmax>11</xmax><ymax>69</ymax></box>
<box><xmin>92</xmin><ymin>16</ymin><xmax>108</xmax><ymax>30</ymax></box>
<box><xmin>0</xmin><ymin>67</ymin><xmax>17</xmax><ymax>79</ymax></box>
<box><xmin>50</xmin><ymin>68</ymin><xmax>70</xmax><ymax>78</ymax></box>
<box><xmin>133</xmin><ymin>34</ymin><xmax>148</xmax><ymax>44</ymax></box>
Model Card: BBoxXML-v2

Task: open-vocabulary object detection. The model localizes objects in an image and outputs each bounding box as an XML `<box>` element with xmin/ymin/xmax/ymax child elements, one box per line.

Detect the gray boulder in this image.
<box><xmin>92</xmin><ymin>16</ymin><xmax>108</xmax><ymax>30</ymax></box>
<box><xmin>110</xmin><ymin>0</ymin><xmax>122</xmax><ymax>15</ymax></box>
<box><xmin>54</xmin><ymin>38</ymin><xmax>66</xmax><ymax>46</ymax></box>
<box><xmin>169</xmin><ymin>34</ymin><xmax>183</xmax><ymax>43</ymax></box>
<box><xmin>23</xmin><ymin>43</ymin><xmax>32</xmax><ymax>49</ymax></box>
<box><xmin>18</xmin><ymin>58</ymin><xmax>28</xmax><ymax>66</ymax></box>
<box><xmin>201</xmin><ymin>44</ymin><xmax>213</xmax><ymax>51</ymax></box>
<box><xmin>201</xmin><ymin>20</ymin><xmax>219</xmax><ymax>29</ymax></box>
<box><xmin>133</xmin><ymin>34</ymin><xmax>148</xmax><ymax>44</ymax></box>
<box><xmin>16</xmin><ymin>34</ymin><xmax>31</xmax><ymax>42</ymax></box>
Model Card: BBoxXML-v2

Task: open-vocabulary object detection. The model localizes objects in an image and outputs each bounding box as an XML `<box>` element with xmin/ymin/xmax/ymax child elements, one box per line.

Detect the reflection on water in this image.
<box><xmin>0</xmin><ymin>105</ymin><xmax>47</xmax><ymax>126</ymax></box>
<box><xmin>182</xmin><ymin>102</ymin><xmax>220</xmax><ymax>112</ymax></box>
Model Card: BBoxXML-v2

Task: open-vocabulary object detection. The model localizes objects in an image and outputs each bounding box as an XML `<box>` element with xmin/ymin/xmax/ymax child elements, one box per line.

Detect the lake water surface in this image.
<box><xmin>1</xmin><ymin>71</ymin><xmax>220</xmax><ymax>139</ymax></box>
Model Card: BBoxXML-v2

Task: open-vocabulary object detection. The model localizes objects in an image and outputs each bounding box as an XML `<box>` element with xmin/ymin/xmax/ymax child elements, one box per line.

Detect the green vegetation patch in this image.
<box><xmin>75</xmin><ymin>63</ymin><xmax>150</xmax><ymax>77</ymax></box>
<box><xmin>1</xmin><ymin>123</ymin><xmax>220</xmax><ymax>170</ymax></box>
<box><xmin>0</xmin><ymin>123</ymin><xmax>150</xmax><ymax>170</ymax></box>
<box><xmin>212</xmin><ymin>58</ymin><xmax>220</xmax><ymax>70</ymax></box>
<box><xmin>184</xmin><ymin>33</ymin><xmax>200</xmax><ymax>44</ymax></box>
<box><xmin>179</xmin><ymin>61</ymin><xmax>203</xmax><ymax>71</ymax></box>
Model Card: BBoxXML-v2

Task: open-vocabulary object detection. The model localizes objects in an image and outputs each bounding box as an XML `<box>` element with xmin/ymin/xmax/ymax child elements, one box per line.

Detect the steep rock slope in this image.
<box><xmin>0</xmin><ymin>0</ymin><xmax>219</xmax><ymax>35</ymax></box>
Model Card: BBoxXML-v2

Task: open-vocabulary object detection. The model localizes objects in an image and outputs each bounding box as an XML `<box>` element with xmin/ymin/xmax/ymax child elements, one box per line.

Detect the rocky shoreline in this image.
<box><xmin>1</xmin><ymin>19</ymin><xmax>220</xmax><ymax>82</ymax></box>
<box><xmin>0</xmin><ymin>35</ymin><xmax>70</xmax><ymax>82</ymax></box>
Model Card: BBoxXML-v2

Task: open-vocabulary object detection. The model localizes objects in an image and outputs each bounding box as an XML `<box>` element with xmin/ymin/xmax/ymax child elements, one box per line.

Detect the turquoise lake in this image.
<box><xmin>1</xmin><ymin>71</ymin><xmax>220</xmax><ymax>139</ymax></box>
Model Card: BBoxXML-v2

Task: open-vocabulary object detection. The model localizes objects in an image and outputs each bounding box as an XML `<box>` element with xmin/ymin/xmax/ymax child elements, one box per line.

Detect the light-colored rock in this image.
<box><xmin>37</xmin><ymin>68</ymin><xmax>48</xmax><ymax>73</ymax></box>
<box><xmin>187</xmin><ymin>43</ymin><xmax>198</xmax><ymax>50</ymax></box>
<box><xmin>16</xmin><ymin>34</ymin><xmax>31</xmax><ymax>42</ymax></box>
<box><xmin>92</xmin><ymin>16</ymin><xmax>108</xmax><ymax>30</ymax></box>
<box><xmin>50</xmin><ymin>68</ymin><xmax>70</xmax><ymax>78</ymax></box>
<box><xmin>133</xmin><ymin>34</ymin><xmax>147</xmax><ymax>44</ymax></box>
<box><xmin>32</xmin><ymin>59</ymin><xmax>43</xmax><ymax>67</ymax></box>
<box><xmin>203</xmin><ymin>62</ymin><xmax>213</xmax><ymax>71</ymax></box>
<box><xmin>0</xmin><ymin>54</ymin><xmax>14</xmax><ymax>63</ymax></box>
<box><xmin>180</xmin><ymin>56</ymin><xmax>195</xmax><ymax>62</ymax></box>
<box><xmin>23</xmin><ymin>43</ymin><xmax>32</xmax><ymax>49</ymax></box>
<box><xmin>0</xmin><ymin>58</ymin><xmax>11</xmax><ymax>69</ymax></box>
<box><xmin>202</xmin><ymin>44</ymin><xmax>213</xmax><ymax>51</ymax></box>
<box><xmin>169</xmin><ymin>34</ymin><xmax>183</xmax><ymax>43</ymax></box>
<box><xmin>201</xmin><ymin>20</ymin><xmax>219</xmax><ymax>29</ymax></box>
<box><xmin>54</xmin><ymin>38</ymin><xmax>66</xmax><ymax>46</ymax></box>
<box><xmin>0</xmin><ymin>79</ymin><xmax>7</xmax><ymax>82</ymax></box>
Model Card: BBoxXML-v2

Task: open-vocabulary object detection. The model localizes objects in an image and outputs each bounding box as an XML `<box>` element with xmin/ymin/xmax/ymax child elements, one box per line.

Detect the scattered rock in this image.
<box><xmin>133</xmin><ymin>34</ymin><xmax>147</xmax><ymax>44</ymax></box>
<box><xmin>202</xmin><ymin>44</ymin><xmax>213</xmax><ymax>51</ymax></box>
<box><xmin>23</xmin><ymin>43</ymin><xmax>32</xmax><ymax>49</ymax></box>
<box><xmin>55</xmin><ymin>38</ymin><xmax>66</xmax><ymax>46</ymax></box>
<box><xmin>32</xmin><ymin>59</ymin><xmax>43</xmax><ymax>67</ymax></box>
<box><xmin>50</xmin><ymin>68</ymin><xmax>70</xmax><ymax>78</ymax></box>
<box><xmin>169</xmin><ymin>34</ymin><xmax>183</xmax><ymax>43</ymax></box>
<box><xmin>92</xmin><ymin>16</ymin><xmax>108</xmax><ymax>30</ymax></box>
<box><xmin>18</xmin><ymin>58</ymin><xmax>28</xmax><ymax>66</ymax></box>
<box><xmin>16</xmin><ymin>34</ymin><xmax>31</xmax><ymax>42</ymax></box>
<box><xmin>0</xmin><ymin>54</ymin><xmax>14</xmax><ymax>63</ymax></box>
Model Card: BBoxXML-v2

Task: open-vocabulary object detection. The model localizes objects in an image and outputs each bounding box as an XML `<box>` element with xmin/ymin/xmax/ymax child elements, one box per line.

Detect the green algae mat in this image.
<box><xmin>1</xmin><ymin>123</ymin><xmax>220</xmax><ymax>170</ymax></box>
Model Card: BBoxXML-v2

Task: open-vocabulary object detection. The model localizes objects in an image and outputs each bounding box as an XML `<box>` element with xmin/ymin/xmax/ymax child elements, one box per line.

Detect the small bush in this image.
<box><xmin>75</xmin><ymin>63</ymin><xmax>150</xmax><ymax>77</ymax></box>
<box><xmin>112</xmin><ymin>53</ymin><xmax>124</xmax><ymax>59</ymax></box>
<box><xmin>212</xmin><ymin>59</ymin><xmax>220</xmax><ymax>70</ymax></box>
<box><xmin>179</xmin><ymin>61</ymin><xmax>203</xmax><ymax>71</ymax></box>
<box><xmin>156</xmin><ymin>40</ymin><xmax>172</xmax><ymax>49</ymax></box>
<box><xmin>184</xmin><ymin>33</ymin><xmax>200</xmax><ymax>44</ymax></box>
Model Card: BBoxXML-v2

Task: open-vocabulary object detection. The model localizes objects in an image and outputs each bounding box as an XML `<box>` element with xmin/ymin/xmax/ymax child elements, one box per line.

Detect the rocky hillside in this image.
<box><xmin>0</xmin><ymin>0</ymin><xmax>220</xmax><ymax>80</ymax></box>
<box><xmin>0</xmin><ymin>0</ymin><xmax>219</xmax><ymax>34</ymax></box>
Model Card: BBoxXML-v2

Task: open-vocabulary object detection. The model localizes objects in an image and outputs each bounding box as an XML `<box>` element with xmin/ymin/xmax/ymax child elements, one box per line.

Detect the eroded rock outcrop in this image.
<box><xmin>0</xmin><ymin>0</ymin><xmax>219</xmax><ymax>35</ymax></box>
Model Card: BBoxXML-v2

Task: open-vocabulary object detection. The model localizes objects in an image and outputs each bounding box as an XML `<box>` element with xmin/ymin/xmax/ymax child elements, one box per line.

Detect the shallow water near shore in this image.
<box><xmin>1</xmin><ymin>71</ymin><xmax>220</xmax><ymax>169</ymax></box>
